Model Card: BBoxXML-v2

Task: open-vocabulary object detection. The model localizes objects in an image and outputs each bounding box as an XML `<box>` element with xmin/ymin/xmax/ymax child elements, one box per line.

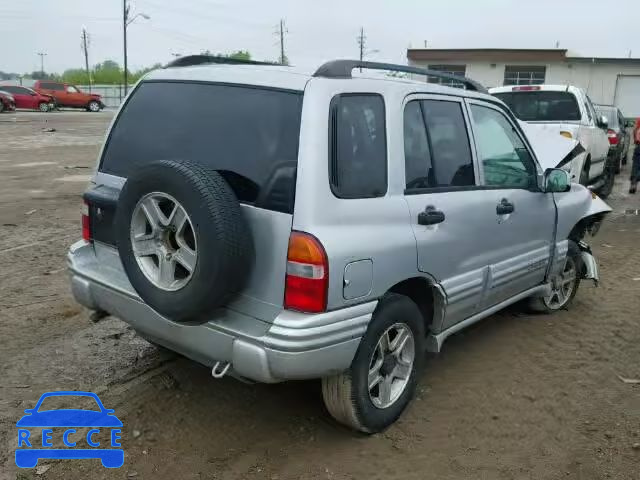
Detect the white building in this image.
<box><xmin>407</xmin><ymin>48</ymin><xmax>640</xmax><ymax>117</ymax></box>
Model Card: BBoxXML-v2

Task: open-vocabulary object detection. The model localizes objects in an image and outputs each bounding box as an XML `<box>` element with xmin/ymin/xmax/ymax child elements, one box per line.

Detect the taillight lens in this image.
<box><xmin>82</xmin><ymin>200</ymin><xmax>92</xmax><ymax>242</ymax></box>
<box><xmin>607</xmin><ymin>129</ymin><xmax>619</xmax><ymax>145</ymax></box>
<box><xmin>284</xmin><ymin>231</ymin><xmax>328</xmax><ymax>313</ymax></box>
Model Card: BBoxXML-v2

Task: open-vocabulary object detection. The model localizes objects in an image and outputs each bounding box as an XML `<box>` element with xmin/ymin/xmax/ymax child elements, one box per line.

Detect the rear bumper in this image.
<box><xmin>68</xmin><ymin>241</ymin><xmax>374</xmax><ymax>383</ymax></box>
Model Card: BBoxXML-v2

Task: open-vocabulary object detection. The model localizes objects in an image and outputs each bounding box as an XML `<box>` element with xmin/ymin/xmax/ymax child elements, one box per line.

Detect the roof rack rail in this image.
<box><xmin>165</xmin><ymin>55</ymin><xmax>276</xmax><ymax>69</ymax></box>
<box><xmin>313</xmin><ymin>60</ymin><xmax>487</xmax><ymax>93</ymax></box>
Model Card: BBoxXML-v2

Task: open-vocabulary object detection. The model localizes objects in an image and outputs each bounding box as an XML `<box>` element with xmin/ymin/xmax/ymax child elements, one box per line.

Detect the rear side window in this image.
<box><xmin>40</xmin><ymin>82</ymin><xmax>64</xmax><ymax>91</ymax></box>
<box><xmin>329</xmin><ymin>94</ymin><xmax>387</xmax><ymax>198</ymax></box>
<box><xmin>403</xmin><ymin>99</ymin><xmax>475</xmax><ymax>191</ymax></box>
<box><xmin>100</xmin><ymin>81</ymin><xmax>303</xmax><ymax>214</ymax></box>
<box><xmin>494</xmin><ymin>91</ymin><xmax>581</xmax><ymax>122</ymax></box>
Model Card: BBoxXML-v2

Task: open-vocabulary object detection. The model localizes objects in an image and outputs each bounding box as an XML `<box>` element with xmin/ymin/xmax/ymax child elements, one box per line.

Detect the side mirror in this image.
<box><xmin>598</xmin><ymin>115</ymin><xmax>608</xmax><ymax>129</ymax></box>
<box><xmin>544</xmin><ymin>168</ymin><xmax>571</xmax><ymax>193</ymax></box>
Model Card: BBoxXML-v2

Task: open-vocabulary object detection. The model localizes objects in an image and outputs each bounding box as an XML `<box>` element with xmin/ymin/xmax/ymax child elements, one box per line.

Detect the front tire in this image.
<box><xmin>529</xmin><ymin>241</ymin><xmax>582</xmax><ymax>313</ymax></box>
<box><xmin>322</xmin><ymin>294</ymin><xmax>425</xmax><ymax>433</ymax></box>
<box><xmin>87</xmin><ymin>100</ymin><xmax>101</xmax><ymax>112</ymax></box>
<box><xmin>597</xmin><ymin>160</ymin><xmax>615</xmax><ymax>199</ymax></box>
<box><xmin>38</xmin><ymin>102</ymin><xmax>50</xmax><ymax>112</ymax></box>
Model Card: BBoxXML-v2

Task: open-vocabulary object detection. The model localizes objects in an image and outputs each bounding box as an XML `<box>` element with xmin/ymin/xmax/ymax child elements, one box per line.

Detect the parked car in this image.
<box><xmin>0</xmin><ymin>85</ymin><xmax>54</xmax><ymax>112</ymax></box>
<box><xmin>490</xmin><ymin>85</ymin><xmax>613</xmax><ymax>195</ymax></box>
<box><xmin>68</xmin><ymin>58</ymin><xmax>611</xmax><ymax>433</ymax></box>
<box><xmin>594</xmin><ymin>104</ymin><xmax>631</xmax><ymax>172</ymax></box>
<box><xmin>0</xmin><ymin>90</ymin><xmax>16</xmax><ymax>112</ymax></box>
<box><xmin>33</xmin><ymin>80</ymin><xmax>104</xmax><ymax>112</ymax></box>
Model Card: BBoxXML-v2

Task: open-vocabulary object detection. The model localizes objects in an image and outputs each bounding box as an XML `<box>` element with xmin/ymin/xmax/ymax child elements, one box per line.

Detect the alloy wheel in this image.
<box><xmin>130</xmin><ymin>192</ymin><xmax>197</xmax><ymax>291</ymax></box>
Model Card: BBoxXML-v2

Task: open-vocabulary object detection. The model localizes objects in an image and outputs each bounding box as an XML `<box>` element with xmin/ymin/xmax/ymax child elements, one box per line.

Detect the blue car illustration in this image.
<box><xmin>16</xmin><ymin>391</ymin><xmax>123</xmax><ymax>468</ymax></box>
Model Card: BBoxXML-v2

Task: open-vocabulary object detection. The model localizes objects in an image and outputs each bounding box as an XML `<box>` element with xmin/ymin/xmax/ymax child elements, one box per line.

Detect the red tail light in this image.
<box><xmin>512</xmin><ymin>85</ymin><xmax>541</xmax><ymax>91</ymax></box>
<box><xmin>284</xmin><ymin>231</ymin><xmax>328</xmax><ymax>313</ymax></box>
<box><xmin>82</xmin><ymin>200</ymin><xmax>92</xmax><ymax>242</ymax></box>
<box><xmin>607</xmin><ymin>129</ymin><xmax>619</xmax><ymax>145</ymax></box>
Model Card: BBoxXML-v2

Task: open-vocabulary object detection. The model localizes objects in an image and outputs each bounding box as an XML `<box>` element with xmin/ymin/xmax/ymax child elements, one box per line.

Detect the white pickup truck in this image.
<box><xmin>490</xmin><ymin>85</ymin><xmax>613</xmax><ymax>196</ymax></box>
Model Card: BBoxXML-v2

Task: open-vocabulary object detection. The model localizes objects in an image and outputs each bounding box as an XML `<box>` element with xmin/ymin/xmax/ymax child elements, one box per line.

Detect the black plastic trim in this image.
<box><xmin>313</xmin><ymin>60</ymin><xmax>487</xmax><ymax>93</ymax></box>
<box><xmin>165</xmin><ymin>55</ymin><xmax>276</xmax><ymax>68</ymax></box>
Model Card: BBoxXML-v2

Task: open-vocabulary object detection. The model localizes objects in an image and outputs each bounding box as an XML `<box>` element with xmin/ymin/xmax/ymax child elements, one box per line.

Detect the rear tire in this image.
<box><xmin>322</xmin><ymin>294</ymin><xmax>425</xmax><ymax>433</ymax></box>
<box><xmin>529</xmin><ymin>241</ymin><xmax>582</xmax><ymax>313</ymax></box>
<box><xmin>597</xmin><ymin>160</ymin><xmax>615</xmax><ymax>199</ymax></box>
<box><xmin>38</xmin><ymin>102</ymin><xmax>50</xmax><ymax>112</ymax></box>
<box><xmin>578</xmin><ymin>163</ymin><xmax>590</xmax><ymax>186</ymax></box>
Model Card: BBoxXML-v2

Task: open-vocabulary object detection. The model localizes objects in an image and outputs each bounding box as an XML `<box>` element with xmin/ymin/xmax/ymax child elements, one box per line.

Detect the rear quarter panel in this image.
<box><xmin>293</xmin><ymin>79</ymin><xmax>425</xmax><ymax>310</ymax></box>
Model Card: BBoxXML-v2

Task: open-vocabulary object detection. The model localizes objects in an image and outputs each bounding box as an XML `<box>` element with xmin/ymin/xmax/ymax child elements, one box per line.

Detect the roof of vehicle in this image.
<box><xmin>146</xmin><ymin>62</ymin><xmax>496</xmax><ymax>102</ymax></box>
<box><xmin>490</xmin><ymin>85</ymin><xmax>582</xmax><ymax>94</ymax></box>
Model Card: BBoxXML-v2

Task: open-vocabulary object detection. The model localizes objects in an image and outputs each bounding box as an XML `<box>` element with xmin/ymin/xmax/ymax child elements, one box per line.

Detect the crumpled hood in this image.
<box><xmin>519</xmin><ymin>121</ymin><xmax>584</xmax><ymax>170</ymax></box>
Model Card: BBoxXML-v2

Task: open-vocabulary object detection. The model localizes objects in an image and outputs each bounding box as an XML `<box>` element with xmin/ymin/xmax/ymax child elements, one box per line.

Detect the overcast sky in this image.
<box><xmin>3</xmin><ymin>0</ymin><xmax>639</xmax><ymax>74</ymax></box>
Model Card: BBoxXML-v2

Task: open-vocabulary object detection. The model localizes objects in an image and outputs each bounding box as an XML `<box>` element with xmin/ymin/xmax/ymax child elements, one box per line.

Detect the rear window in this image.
<box><xmin>494</xmin><ymin>91</ymin><xmax>581</xmax><ymax>122</ymax></box>
<box><xmin>40</xmin><ymin>82</ymin><xmax>64</xmax><ymax>91</ymax></box>
<box><xmin>100</xmin><ymin>81</ymin><xmax>303</xmax><ymax>214</ymax></box>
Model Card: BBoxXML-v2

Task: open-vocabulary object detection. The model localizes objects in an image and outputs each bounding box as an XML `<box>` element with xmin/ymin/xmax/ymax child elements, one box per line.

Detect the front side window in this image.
<box><xmin>403</xmin><ymin>99</ymin><xmax>475</xmax><ymax>190</ymax></box>
<box><xmin>329</xmin><ymin>94</ymin><xmax>387</xmax><ymax>198</ymax></box>
<box><xmin>66</xmin><ymin>85</ymin><xmax>80</xmax><ymax>93</ymax></box>
<box><xmin>470</xmin><ymin>104</ymin><xmax>537</xmax><ymax>189</ymax></box>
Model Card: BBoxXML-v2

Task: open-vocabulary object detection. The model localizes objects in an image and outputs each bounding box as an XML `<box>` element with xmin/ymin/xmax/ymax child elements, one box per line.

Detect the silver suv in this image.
<box><xmin>68</xmin><ymin>57</ymin><xmax>611</xmax><ymax>433</ymax></box>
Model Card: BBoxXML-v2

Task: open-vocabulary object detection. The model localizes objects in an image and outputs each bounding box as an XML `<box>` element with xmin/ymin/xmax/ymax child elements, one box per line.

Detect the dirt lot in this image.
<box><xmin>0</xmin><ymin>111</ymin><xmax>638</xmax><ymax>480</ymax></box>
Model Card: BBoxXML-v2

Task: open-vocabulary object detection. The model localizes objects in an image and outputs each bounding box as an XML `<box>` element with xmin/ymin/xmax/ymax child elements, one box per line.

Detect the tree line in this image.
<box><xmin>0</xmin><ymin>50</ymin><xmax>254</xmax><ymax>85</ymax></box>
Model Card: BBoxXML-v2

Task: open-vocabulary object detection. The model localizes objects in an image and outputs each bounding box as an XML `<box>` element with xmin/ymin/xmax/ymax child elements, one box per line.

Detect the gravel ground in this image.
<box><xmin>0</xmin><ymin>111</ymin><xmax>638</xmax><ymax>480</ymax></box>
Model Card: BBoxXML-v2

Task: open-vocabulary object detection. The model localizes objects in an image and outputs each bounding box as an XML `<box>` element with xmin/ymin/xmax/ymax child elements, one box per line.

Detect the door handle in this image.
<box><xmin>496</xmin><ymin>198</ymin><xmax>515</xmax><ymax>215</ymax></box>
<box><xmin>418</xmin><ymin>206</ymin><xmax>445</xmax><ymax>225</ymax></box>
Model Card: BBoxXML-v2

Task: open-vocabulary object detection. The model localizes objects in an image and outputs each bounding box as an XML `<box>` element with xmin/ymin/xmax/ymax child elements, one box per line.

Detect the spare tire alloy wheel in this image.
<box><xmin>115</xmin><ymin>160</ymin><xmax>253</xmax><ymax>324</ymax></box>
<box><xmin>131</xmin><ymin>192</ymin><xmax>197</xmax><ymax>291</ymax></box>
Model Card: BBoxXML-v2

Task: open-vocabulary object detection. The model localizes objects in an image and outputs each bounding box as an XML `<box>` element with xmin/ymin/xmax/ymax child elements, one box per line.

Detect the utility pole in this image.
<box><xmin>276</xmin><ymin>19</ymin><xmax>288</xmax><ymax>65</ymax></box>
<box><xmin>358</xmin><ymin>27</ymin><xmax>365</xmax><ymax>71</ymax></box>
<box><xmin>123</xmin><ymin>0</ymin><xmax>129</xmax><ymax>95</ymax></box>
<box><xmin>122</xmin><ymin>0</ymin><xmax>149</xmax><ymax>96</ymax></box>
<box><xmin>37</xmin><ymin>52</ymin><xmax>47</xmax><ymax>77</ymax></box>
<box><xmin>81</xmin><ymin>28</ymin><xmax>92</xmax><ymax>92</ymax></box>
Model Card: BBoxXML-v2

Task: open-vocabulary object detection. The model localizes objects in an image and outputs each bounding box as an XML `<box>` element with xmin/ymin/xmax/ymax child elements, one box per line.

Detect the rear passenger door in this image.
<box><xmin>466</xmin><ymin>99</ymin><xmax>556</xmax><ymax>308</ymax></box>
<box><xmin>402</xmin><ymin>95</ymin><xmax>509</xmax><ymax>330</ymax></box>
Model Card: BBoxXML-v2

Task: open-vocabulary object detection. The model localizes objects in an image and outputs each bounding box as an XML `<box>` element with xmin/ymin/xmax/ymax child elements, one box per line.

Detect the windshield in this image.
<box><xmin>494</xmin><ymin>91</ymin><xmax>581</xmax><ymax>122</ymax></box>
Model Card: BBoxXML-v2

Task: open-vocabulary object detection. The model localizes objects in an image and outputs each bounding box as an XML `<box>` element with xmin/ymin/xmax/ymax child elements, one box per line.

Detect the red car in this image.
<box><xmin>33</xmin><ymin>80</ymin><xmax>104</xmax><ymax>112</ymax></box>
<box><xmin>0</xmin><ymin>85</ymin><xmax>55</xmax><ymax>112</ymax></box>
<box><xmin>0</xmin><ymin>90</ymin><xmax>16</xmax><ymax>112</ymax></box>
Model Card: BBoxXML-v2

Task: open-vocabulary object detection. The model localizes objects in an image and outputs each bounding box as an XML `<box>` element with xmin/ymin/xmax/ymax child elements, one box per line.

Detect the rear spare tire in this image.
<box><xmin>114</xmin><ymin>159</ymin><xmax>253</xmax><ymax>323</ymax></box>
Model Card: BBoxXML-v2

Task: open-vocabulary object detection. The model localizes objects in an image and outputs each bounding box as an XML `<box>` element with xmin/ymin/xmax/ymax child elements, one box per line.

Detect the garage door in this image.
<box><xmin>614</xmin><ymin>75</ymin><xmax>640</xmax><ymax>117</ymax></box>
